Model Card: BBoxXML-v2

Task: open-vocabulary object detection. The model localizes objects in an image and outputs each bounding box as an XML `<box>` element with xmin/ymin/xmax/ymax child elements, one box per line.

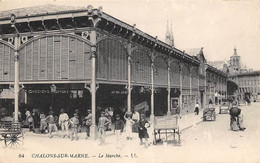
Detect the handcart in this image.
<box><xmin>203</xmin><ymin>108</ymin><xmax>216</xmax><ymax>121</ymax></box>
<box><xmin>154</xmin><ymin>115</ymin><xmax>180</xmax><ymax>145</ymax></box>
<box><xmin>219</xmin><ymin>102</ymin><xmax>230</xmax><ymax>114</ymax></box>
<box><xmin>0</xmin><ymin>121</ymin><xmax>24</xmax><ymax>147</ymax></box>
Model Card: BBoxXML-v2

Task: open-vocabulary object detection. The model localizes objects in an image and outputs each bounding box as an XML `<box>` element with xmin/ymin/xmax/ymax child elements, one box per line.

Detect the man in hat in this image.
<box><xmin>98</xmin><ymin>111</ymin><xmax>111</xmax><ymax>144</ymax></box>
<box><xmin>84</xmin><ymin>109</ymin><xmax>92</xmax><ymax>139</ymax></box>
<box><xmin>45</xmin><ymin>110</ymin><xmax>57</xmax><ymax>138</ymax></box>
<box><xmin>114</xmin><ymin>114</ymin><xmax>124</xmax><ymax>149</ymax></box>
<box><xmin>58</xmin><ymin>109</ymin><xmax>69</xmax><ymax>138</ymax></box>
<box><xmin>69</xmin><ymin>113</ymin><xmax>79</xmax><ymax>141</ymax></box>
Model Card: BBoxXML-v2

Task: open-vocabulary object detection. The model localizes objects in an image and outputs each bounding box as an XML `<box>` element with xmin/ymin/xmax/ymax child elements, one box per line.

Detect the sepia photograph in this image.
<box><xmin>0</xmin><ymin>0</ymin><xmax>260</xmax><ymax>162</ymax></box>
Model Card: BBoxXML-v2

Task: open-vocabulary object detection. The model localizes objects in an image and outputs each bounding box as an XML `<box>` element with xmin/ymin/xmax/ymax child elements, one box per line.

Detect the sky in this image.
<box><xmin>0</xmin><ymin>0</ymin><xmax>260</xmax><ymax>70</ymax></box>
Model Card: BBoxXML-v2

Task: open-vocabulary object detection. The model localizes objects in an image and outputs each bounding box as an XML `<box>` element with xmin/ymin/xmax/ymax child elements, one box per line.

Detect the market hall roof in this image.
<box><xmin>0</xmin><ymin>4</ymin><xmax>87</xmax><ymax>19</ymax></box>
<box><xmin>0</xmin><ymin>4</ymin><xmax>200</xmax><ymax>65</ymax></box>
<box><xmin>184</xmin><ymin>48</ymin><xmax>202</xmax><ymax>56</ymax></box>
<box><xmin>206</xmin><ymin>63</ymin><xmax>227</xmax><ymax>77</ymax></box>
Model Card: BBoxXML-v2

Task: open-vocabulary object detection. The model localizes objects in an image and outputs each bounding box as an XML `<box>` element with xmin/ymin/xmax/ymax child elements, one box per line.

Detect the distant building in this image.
<box><xmin>229</xmin><ymin>71</ymin><xmax>260</xmax><ymax>102</ymax></box>
<box><xmin>228</xmin><ymin>47</ymin><xmax>241</xmax><ymax>74</ymax></box>
<box><xmin>222</xmin><ymin>47</ymin><xmax>260</xmax><ymax>101</ymax></box>
<box><xmin>208</xmin><ymin>47</ymin><xmax>253</xmax><ymax>75</ymax></box>
<box><xmin>188</xmin><ymin>46</ymin><xmax>260</xmax><ymax>103</ymax></box>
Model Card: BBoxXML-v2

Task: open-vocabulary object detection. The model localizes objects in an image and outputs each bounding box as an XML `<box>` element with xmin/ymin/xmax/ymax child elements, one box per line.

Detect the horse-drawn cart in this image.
<box><xmin>154</xmin><ymin>115</ymin><xmax>180</xmax><ymax>145</ymax></box>
<box><xmin>203</xmin><ymin>108</ymin><xmax>216</xmax><ymax>121</ymax></box>
<box><xmin>0</xmin><ymin>121</ymin><xmax>24</xmax><ymax>147</ymax></box>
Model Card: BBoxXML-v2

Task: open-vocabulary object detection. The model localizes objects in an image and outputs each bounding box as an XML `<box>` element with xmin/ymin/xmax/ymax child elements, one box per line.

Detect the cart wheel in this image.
<box><xmin>4</xmin><ymin>132</ymin><xmax>24</xmax><ymax>148</ymax></box>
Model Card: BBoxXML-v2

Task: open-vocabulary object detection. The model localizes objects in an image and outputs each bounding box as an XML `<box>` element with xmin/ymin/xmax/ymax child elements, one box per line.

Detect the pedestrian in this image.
<box><xmin>69</xmin><ymin>113</ymin><xmax>79</xmax><ymax>141</ymax></box>
<box><xmin>39</xmin><ymin>112</ymin><xmax>47</xmax><ymax>134</ymax></box>
<box><xmin>194</xmin><ymin>102</ymin><xmax>200</xmax><ymax>115</ymax></box>
<box><xmin>209</xmin><ymin>99</ymin><xmax>213</xmax><ymax>108</ymax></box>
<box><xmin>12</xmin><ymin>110</ymin><xmax>22</xmax><ymax>122</ymax></box>
<box><xmin>138</xmin><ymin>114</ymin><xmax>150</xmax><ymax>148</ymax></box>
<box><xmin>45</xmin><ymin>110</ymin><xmax>58</xmax><ymax>138</ymax></box>
<box><xmin>32</xmin><ymin>109</ymin><xmax>40</xmax><ymax>131</ymax></box>
<box><xmin>124</xmin><ymin>111</ymin><xmax>134</xmax><ymax>140</ymax></box>
<box><xmin>58</xmin><ymin>109</ymin><xmax>69</xmax><ymax>138</ymax></box>
<box><xmin>74</xmin><ymin>109</ymin><xmax>82</xmax><ymax>132</ymax></box>
<box><xmin>132</xmin><ymin>109</ymin><xmax>140</xmax><ymax>133</ymax></box>
<box><xmin>247</xmin><ymin>98</ymin><xmax>251</xmax><ymax>106</ymax></box>
<box><xmin>114</xmin><ymin>114</ymin><xmax>124</xmax><ymax>149</ymax></box>
<box><xmin>176</xmin><ymin>103</ymin><xmax>181</xmax><ymax>115</ymax></box>
<box><xmin>26</xmin><ymin>110</ymin><xmax>34</xmax><ymax>132</ymax></box>
<box><xmin>105</xmin><ymin>107</ymin><xmax>113</xmax><ymax>131</ymax></box>
<box><xmin>98</xmin><ymin>111</ymin><xmax>111</xmax><ymax>144</ymax></box>
<box><xmin>84</xmin><ymin>109</ymin><xmax>92</xmax><ymax>139</ymax></box>
<box><xmin>229</xmin><ymin>101</ymin><xmax>246</xmax><ymax>131</ymax></box>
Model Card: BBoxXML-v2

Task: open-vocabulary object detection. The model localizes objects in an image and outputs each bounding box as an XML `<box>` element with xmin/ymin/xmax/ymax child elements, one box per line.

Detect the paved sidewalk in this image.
<box><xmin>178</xmin><ymin>110</ymin><xmax>205</xmax><ymax>132</ymax></box>
<box><xmin>24</xmin><ymin>104</ymin><xmax>251</xmax><ymax>142</ymax></box>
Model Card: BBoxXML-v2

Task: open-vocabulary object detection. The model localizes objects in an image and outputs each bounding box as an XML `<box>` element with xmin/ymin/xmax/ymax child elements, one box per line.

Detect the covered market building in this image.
<box><xmin>0</xmin><ymin>4</ymin><xmax>227</xmax><ymax>138</ymax></box>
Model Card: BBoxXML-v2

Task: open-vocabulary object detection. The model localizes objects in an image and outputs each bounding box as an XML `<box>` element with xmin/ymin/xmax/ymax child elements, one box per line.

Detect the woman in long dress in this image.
<box><xmin>138</xmin><ymin>114</ymin><xmax>150</xmax><ymax>148</ymax></box>
<box><xmin>124</xmin><ymin>112</ymin><xmax>134</xmax><ymax>140</ymax></box>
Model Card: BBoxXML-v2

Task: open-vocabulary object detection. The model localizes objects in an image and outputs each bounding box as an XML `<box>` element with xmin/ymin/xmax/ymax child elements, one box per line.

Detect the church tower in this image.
<box><xmin>165</xmin><ymin>20</ymin><xmax>174</xmax><ymax>47</ymax></box>
<box><xmin>229</xmin><ymin>47</ymin><xmax>241</xmax><ymax>74</ymax></box>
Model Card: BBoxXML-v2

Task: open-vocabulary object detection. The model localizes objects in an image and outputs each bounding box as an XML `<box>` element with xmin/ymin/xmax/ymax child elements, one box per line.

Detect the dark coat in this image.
<box><xmin>138</xmin><ymin>119</ymin><xmax>149</xmax><ymax>139</ymax></box>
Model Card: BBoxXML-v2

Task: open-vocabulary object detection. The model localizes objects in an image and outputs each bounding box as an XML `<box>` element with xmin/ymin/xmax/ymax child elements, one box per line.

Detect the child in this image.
<box><xmin>69</xmin><ymin>113</ymin><xmax>79</xmax><ymax>141</ymax></box>
<box><xmin>26</xmin><ymin>110</ymin><xmax>34</xmax><ymax>132</ymax></box>
<box><xmin>40</xmin><ymin>112</ymin><xmax>47</xmax><ymax>134</ymax></box>
<box><xmin>124</xmin><ymin>112</ymin><xmax>134</xmax><ymax>140</ymax></box>
<box><xmin>98</xmin><ymin>111</ymin><xmax>111</xmax><ymax>144</ymax></box>
<box><xmin>138</xmin><ymin>114</ymin><xmax>150</xmax><ymax>148</ymax></box>
<box><xmin>45</xmin><ymin>111</ymin><xmax>57</xmax><ymax>138</ymax></box>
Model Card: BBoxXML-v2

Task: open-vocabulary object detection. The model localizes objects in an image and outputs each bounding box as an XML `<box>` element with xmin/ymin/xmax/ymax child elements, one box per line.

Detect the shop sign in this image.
<box><xmin>25</xmin><ymin>89</ymin><xmax>69</xmax><ymax>94</ymax></box>
<box><xmin>111</xmin><ymin>91</ymin><xmax>127</xmax><ymax>95</ymax></box>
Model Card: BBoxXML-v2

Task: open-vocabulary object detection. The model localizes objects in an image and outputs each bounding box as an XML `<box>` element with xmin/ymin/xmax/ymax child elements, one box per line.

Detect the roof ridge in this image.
<box><xmin>0</xmin><ymin>4</ymin><xmax>87</xmax><ymax>19</ymax></box>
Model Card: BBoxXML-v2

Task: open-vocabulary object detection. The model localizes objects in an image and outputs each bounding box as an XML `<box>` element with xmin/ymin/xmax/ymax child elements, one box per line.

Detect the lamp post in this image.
<box><xmin>11</xmin><ymin>13</ymin><xmax>20</xmax><ymax>123</ymax></box>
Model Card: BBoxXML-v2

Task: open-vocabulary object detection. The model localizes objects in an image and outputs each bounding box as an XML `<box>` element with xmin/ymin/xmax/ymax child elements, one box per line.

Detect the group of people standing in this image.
<box><xmin>27</xmin><ymin>108</ymin><xmax>92</xmax><ymax>141</ymax></box>
<box><xmin>24</xmin><ymin>107</ymin><xmax>151</xmax><ymax>147</ymax></box>
<box><xmin>97</xmin><ymin>109</ymin><xmax>151</xmax><ymax>148</ymax></box>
